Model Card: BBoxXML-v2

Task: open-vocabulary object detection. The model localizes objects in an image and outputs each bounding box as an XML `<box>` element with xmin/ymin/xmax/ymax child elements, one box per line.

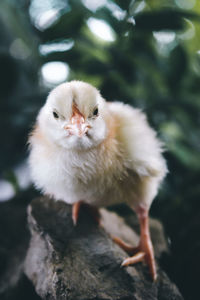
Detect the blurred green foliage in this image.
<box><xmin>0</xmin><ymin>0</ymin><xmax>200</xmax><ymax>299</ymax></box>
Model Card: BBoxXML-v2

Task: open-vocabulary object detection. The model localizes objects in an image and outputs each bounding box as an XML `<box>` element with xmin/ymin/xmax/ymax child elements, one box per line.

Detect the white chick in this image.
<box><xmin>28</xmin><ymin>80</ymin><xmax>167</xmax><ymax>280</ymax></box>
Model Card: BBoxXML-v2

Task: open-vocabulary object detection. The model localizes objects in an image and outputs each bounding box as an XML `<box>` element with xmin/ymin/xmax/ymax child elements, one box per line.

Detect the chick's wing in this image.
<box><xmin>107</xmin><ymin>102</ymin><xmax>167</xmax><ymax>179</ymax></box>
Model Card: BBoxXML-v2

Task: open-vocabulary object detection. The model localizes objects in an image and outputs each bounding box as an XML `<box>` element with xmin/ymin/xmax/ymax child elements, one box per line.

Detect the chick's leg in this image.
<box><xmin>72</xmin><ymin>201</ymin><xmax>100</xmax><ymax>225</ymax></box>
<box><xmin>114</xmin><ymin>206</ymin><xmax>157</xmax><ymax>281</ymax></box>
<box><xmin>72</xmin><ymin>201</ymin><xmax>82</xmax><ymax>225</ymax></box>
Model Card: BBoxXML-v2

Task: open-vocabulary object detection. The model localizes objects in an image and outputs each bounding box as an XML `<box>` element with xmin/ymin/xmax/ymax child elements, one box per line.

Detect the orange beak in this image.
<box><xmin>65</xmin><ymin>103</ymin><xmax>91</xmax><ymax>137</ymax></box>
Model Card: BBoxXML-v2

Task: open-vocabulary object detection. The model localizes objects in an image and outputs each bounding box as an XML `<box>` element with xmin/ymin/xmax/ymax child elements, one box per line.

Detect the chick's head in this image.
<box><xmin>38</xmin><ymin>81</ymin><xmax>108</xmax><ymax>150</ymax></box>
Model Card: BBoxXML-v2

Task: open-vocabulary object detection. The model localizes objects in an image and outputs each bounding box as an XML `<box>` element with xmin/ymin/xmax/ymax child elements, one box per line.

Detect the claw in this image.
<box><xmin>121</xmin><ymin>252</ymin><xmax>145</xmax><ymax>267</ymax></box>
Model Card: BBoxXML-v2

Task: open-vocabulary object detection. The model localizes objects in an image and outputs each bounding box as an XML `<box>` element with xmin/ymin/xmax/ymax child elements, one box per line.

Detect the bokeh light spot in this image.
<box><xmin>153</xmin><ymin>31</ymin><xmax>176</xmax><ymax>44</ymax></box>
<box><xmin>82</xmin><ymin>0</ymin><xmax>106</xmax><ymax>12</ymax></box>
<box><xmin>0</xmin><ymin>180</ymin><xmax>15</xmax><ymax>202</ymax></box>
<box><xmin>34</xmin><ymin>9</ymin><xmax>60</xmax><ymax>30</ymax></box>
<box><xmin>10</xmin><ymin>38</ymin><xmax>31</xmax><ymax>60</ymax></box>
<box><xmin>39</xmin><ymin>40</ymin><xmax>74</xmax><ymax>55</ymax></box>
<box><xmin>87</xmin><ymin>18</ymin><xmax>116</xmax><ymax>42</ymax></box>
<box><xmin>175</xmin><ymin>0</ymin><xmax>196</xmax><ymax>10</ymax></box>
<box><xmin>41</xmin><ymin>61</ymin><xmax>69</xmax><ymax>86</ymax></box>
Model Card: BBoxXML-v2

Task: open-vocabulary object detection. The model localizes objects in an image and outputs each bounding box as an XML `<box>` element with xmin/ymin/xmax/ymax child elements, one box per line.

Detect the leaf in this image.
<box><xmin>134</xmin><ymin>10</ymin><xmax>200</xmax><ymax>31</ymax></box>
<box><xmin>114</xmin><ymin>0</ymin><xmax>131</xmax><ymax>11</ymax></box>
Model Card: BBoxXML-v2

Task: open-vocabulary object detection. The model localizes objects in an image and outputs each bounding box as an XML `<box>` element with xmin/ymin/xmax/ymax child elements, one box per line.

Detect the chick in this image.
<box><xmin>28</xmin><ymin>80</ymin><xmax>167</xmax><ymax>280</ymax></box>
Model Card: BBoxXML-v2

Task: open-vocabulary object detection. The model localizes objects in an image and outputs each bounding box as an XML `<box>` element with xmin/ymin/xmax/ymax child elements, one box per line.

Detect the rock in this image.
<box><xmin>25</xmin><ymin>197</ymin><xmax>183</xmax><ymax>300</ymax></box>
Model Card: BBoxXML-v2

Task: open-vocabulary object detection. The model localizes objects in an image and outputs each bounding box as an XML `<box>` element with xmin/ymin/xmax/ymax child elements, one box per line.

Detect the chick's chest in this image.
<box><xmin>61</xmin><ymin>147</ymin><xmax>133</xmax><ymax>204</ymax></box>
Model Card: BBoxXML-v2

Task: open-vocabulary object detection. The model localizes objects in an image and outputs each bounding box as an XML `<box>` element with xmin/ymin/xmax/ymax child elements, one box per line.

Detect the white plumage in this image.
<box><xmin>28</xmin><ymin>80</ymin><xmax>167</xmax><ymax>280</ymax></box>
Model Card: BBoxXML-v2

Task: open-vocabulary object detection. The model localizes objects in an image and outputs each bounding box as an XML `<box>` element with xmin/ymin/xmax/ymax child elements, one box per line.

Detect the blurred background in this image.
<box><xmin>0</xmin><ymin>0</ymin><xmax>200</xmax><ymax>299</ymax></box>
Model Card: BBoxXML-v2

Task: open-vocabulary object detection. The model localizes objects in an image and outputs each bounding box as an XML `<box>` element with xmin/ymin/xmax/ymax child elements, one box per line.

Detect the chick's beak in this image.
<box><xmin>65</xmin><ymin>104</ymin><xmax>91</xmax><ymax>137</ymax></box>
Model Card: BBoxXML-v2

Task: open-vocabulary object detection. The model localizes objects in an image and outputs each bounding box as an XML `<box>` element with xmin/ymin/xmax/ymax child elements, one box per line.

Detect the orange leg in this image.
<box><xmin>113</xmin><ymin>206</ymin><xmax>157</xmax><ymax>281</ymax></box>
<box><xmin>72</xmin><ymin>201</ymin><xmax>83</xmax><ymax>225</ymax></box>
<box><xmin>72</xmin><ymin>201</ymin><xmax>100</xmax><ymax>225</ymax></box>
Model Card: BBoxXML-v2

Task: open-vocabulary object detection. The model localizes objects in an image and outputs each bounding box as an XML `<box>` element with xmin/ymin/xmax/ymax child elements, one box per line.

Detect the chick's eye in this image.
<box><xmin>93</xmin><ymin>108</ymin><xmax>98</xmax><ymax>116</ymax></box>
<box><xmin>53</xmin><ymin>111</ymin><xmax>59</xmax><ymax>119</ymax></box>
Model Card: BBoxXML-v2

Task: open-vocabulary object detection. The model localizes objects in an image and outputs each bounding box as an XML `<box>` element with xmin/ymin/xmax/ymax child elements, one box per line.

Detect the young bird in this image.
<box><xmin>28</xmin><ymin>81</ymin><xmax>167</xmax><ymax>281</ymax></box>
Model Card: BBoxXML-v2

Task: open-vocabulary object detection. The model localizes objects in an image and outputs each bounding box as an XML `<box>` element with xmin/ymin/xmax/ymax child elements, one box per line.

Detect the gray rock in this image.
<box><xmin>25</xmin><ymin>197</ymin><xmax>183</xmax><ymax>300</ymax></box>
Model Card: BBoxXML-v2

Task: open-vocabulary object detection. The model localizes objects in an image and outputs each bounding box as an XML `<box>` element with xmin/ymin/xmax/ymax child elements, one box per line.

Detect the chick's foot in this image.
<box><xmin>113</xmin><ymin>206</ymin><xmax>157</xmax><ymax>281</ymax></box>
<box><xmin>112</xmin><ymin>237</ymin><xmax>139</xmax><ymax>255</ymax></box>
<box><xmin>72</xmin><ymin>201</ymin><xmax>100</xmax><ymax>225</ymax></box>
<box><xmin>121</xmin><ymin>233</ymin><xmax>156</xmax><ymax>281</ymax></box>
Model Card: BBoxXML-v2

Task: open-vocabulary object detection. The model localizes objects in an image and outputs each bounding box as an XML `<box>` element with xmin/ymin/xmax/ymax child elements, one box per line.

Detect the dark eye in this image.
<box><xmin>53</xmin><ymin>111</ymin><xmax>59</xmax><ymax>119</ymax></box>
<box><xmin>93</xmin><ymin>108</ymin><xmax>98</xmax><ymax>116</ymax></box>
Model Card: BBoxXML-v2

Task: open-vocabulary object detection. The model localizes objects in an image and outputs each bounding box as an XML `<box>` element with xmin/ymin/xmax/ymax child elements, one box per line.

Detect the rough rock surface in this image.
<box><xmin>25</xmin><ymin>197</ymin><xmax>183</xmax><ymax>300</ymax></box>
